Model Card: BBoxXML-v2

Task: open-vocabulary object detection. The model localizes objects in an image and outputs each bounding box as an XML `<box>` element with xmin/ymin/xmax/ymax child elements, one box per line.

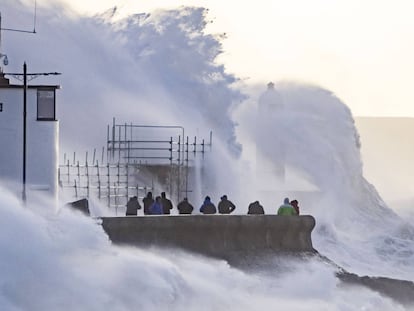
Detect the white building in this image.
<box><xmin>0</xmin><ymin>72</ymin><xmax>60</xmax><ymax>202</ymax></box>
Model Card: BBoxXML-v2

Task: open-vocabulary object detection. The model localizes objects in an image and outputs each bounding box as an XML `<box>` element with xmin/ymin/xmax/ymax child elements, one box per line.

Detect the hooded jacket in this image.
<box><xmin>277</xmin><ymin>203</ymin><xmax>296</xmax><ymax>215</ymax></box>
<box><xmin>200</xmin><ymin>198</ymin><xmax>216</xmax><ymax>214</ymax></box>
<box><xmin>218</xmin><ymin>197</ymin><xmax>236</xmax><ymax>214</ymax></box>
<box><xmin>150</xmin><ymin>201</ymin><xmax>163</xmax><ymax>215</ymax></box>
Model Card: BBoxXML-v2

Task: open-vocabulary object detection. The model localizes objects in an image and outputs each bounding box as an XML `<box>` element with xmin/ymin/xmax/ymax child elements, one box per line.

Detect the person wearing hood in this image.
<box><xmin>143</xmin><ymin>192</ymin><xmax>154</xmax><ymax>215</ymax></box>
<box><xmin>149</xmin><ymin>196</ymin><xmax>163</xmax><ymax>215</ymax></box>
<box><xmin>177</xmin><ymin>197</ymin><xmax>194</xmax><ymax>214</ymax></box>
<box><xmin>161</xmin><ymin>192</ymin><xmax>173</xmax><ymax>214</ymax></box>
<box><xmin>290</xmin><ymin>199</ymin><xmax>300</xmax><ymax>215</ymax></box>
<box><xmin>125</xmin><ymin>196</ymin><xmax>141</xmax><ymax>216</ymax></box>
<box><xmin>277</xmin><ymin>197</ymin><xmax>296</xmax><ymax>215</ymax></box>
<box><xmin>248</xmin><ymin>201</ymin><xmax>264</xmax><ymax>215</ymax></box>
<box><xmin>199</xmin><ymin>196</ymin><xmax>216</xmax><ymax>214</ymax></box>
<box><xmin>218</xmin><ymin>195</ymin><xmax>236</xmax><ymax>214</ymax></box>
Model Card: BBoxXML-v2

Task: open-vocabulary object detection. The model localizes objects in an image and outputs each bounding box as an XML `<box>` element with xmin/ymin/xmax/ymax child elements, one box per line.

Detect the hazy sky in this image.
<box><xmin>36</xmin><ymin>0</ymin><xmax>414</xmax><ymax>117</ymax></box>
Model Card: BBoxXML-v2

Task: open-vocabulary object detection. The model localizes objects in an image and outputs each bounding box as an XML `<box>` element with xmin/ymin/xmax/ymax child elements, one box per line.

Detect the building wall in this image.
<box><xmin>0</xmin><ymin>89</ymin><xmax>23</xmax><ymax>188</ymax></box>
<box><xmin>0</xmin><ymin>87</ymin><xmax>59</xmax><ymax>201</ymax></box>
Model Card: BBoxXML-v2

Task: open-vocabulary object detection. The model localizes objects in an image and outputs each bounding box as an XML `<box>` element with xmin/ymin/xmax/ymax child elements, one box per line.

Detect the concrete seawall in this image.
<box><xmin>101</xmin><ymin>215</ymin><xmax>316</xmax><ymax>258</ymax></box>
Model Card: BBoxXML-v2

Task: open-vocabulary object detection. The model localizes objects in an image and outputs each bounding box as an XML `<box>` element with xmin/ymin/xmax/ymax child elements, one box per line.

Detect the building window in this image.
<box><xmin>37</xmin><ymin>89</ymin><xmax>55</xmax><ymax>121</ymax></box>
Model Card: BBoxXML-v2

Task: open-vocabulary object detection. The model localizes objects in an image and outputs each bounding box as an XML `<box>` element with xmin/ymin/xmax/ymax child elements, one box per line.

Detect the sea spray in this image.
<box><xmin>0</xmin><ymin>187</ymin><xmax>404</xmax><ymax>310</ymax></box>
<box><xmin>235</xmin><ymin>82</ymin><xmax>414</xmax><ymax>281</ymax></box>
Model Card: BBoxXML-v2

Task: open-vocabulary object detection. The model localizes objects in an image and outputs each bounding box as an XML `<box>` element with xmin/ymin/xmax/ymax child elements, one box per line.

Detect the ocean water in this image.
<box><xmin>1</xmin><ymin>1</ymin><xmax>413</xmax><ymax>310</ymax></box>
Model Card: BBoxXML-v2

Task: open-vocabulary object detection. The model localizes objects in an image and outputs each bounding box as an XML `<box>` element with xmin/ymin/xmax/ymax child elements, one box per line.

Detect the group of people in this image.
<box><xmin>277</xmin><ymin>197</ymin><xmax>300</xmax><ymax>215</ymax></box>
<box><xmin>246</xmin><ymin>198</ymin><xmax>300</xmax><ymax>215</ymax></box>
<box><xmin>125</xmin><ymin>193</ymin><xmax>238</xmax><ymax>216</ymax></box>
<box><xmin>199</xmin><ymin>195</ymin><xmax>236</xmax><ymax>214</ymax></box>
<box><xmin>126</xmin><ymin>191</ymin><xmax>176</xmax><ymax>216</ymax></box>
<box><xmin>126</xmin><ymin>192</ymin><xmax>300</xmax><ymax>216</ymax></box>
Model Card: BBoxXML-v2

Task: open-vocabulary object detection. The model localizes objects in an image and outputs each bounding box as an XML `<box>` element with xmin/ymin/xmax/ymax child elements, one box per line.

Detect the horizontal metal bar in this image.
<box><xmin>58</xmin><ymin>164</ymin><xmax>141</xmax><ymax>169</ymax></box>
<box><xmin>108</xmin><ymin>140</ymin><xmax>171</xmax><ymax>144</ymax></box>
<box><xmin>124</xmin><ymin>156</ymin><xmax>172</xmax><ymax>159</ymax></box>
<box><xmin>108</xmin><ymin>147</ymin><xmax>174</xmax><ymax>151</ymax></box>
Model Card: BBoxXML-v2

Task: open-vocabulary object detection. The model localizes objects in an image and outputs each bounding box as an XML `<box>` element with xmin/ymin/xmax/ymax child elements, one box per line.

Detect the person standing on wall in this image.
<box><xmin>290</xmin><ymin>199</ymin><xmax>300</xmax><ymax>215</ymax></box>
<box><xmin>150</xmin><ymin>196</ymin><xmax>164</xmax><ymax>215</ymax></box>
<box><xmin>177</xmin><ymin>197</ymin><xmax>194</xmax><ymax>214</ymax></box>
<box><xmin>200</xmin><ymin>196</ymin><xmax>217</xmax><ymax>214</ymax></box>
<box><xmin>125</xmin><ymin>196</ymin><xmax>141</xmax><ymax>216</ymax></box>
<box><xmin>217</xmin><ymin>195</ymin><xmax>236</xmax><ymax>214</ymax></box>
<box><xmin>247</xmin><ymin>201</ymin><xmax>265</xmax><ymax>215</ymax></box>
<box><xmin>277</xmin><ymin>197</ymin><xmax>296</xmax><ymax>215</ymax></box>
<box><xmin>161</xmin><ymin>192</ymin><xmax>173</xmax><ymax>214</ymax></box>
<box><xmin>143</xmin><ymin>192</ymin><xmax>154</xmax><ymax>215</ymax></box>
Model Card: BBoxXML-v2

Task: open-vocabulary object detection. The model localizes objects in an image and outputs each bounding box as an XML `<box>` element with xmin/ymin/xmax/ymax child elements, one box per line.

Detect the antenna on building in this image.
<box><xmin>0</xmin><ymin>0</ymin><xmax>38</xmax><ymax>71</ymax></box>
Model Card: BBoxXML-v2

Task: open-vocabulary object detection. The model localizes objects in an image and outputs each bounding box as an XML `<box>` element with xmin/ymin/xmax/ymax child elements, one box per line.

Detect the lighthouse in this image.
<box><xmin>0</xmin><ymin>69</ymin><xmax>60</xmax><ymax>202</ymax></box>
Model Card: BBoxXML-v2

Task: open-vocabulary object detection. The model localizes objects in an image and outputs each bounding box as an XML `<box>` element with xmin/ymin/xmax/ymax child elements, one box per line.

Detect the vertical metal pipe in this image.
<box><xmin>86</xmin><ymin>159</ymin><xmax>89</xmax><ymax>198</ymax></box>
<box><xmin>126</xmin><ymin>163</ymin><xmax>129</xmax><ymax>203</ymax></box>
<box><xmin>118</xmin><ymin>124</ymin><xmax>121</xmax><ymax>162</ymax></box>
<box><xmin>22</xmin><ymin>62</ymin><xmax>27</xmax><ymax>203</ymax></box>
<box><xmin>177</xmin><ymin>136</ymin><xmax>181</xmax><ymax>203</ymax></box>
<box><xmin>97</xmin><ymin>160</ymin><xmax>101</xmax><ymax>199</ymax></box>
<box><xmin>169</xmin><ymin>137</ymin><xmax>173</xmax><ymax>164</ymax></box>
<box><xmin>107</xmin><ymin>163</ymin><xmax>110</xmax><ymax>207</ymax></box>
<box><xmin>112</xmin><ymin>117</ymin><xmax>115</xmax><ymax>159</ymax></box>
<box><xmin>185</xmin><ymin>136</ymin><xmax>189</xmax><ymax>199</ymax></box>
<box><xmin>67</xmin><ymin>159</ymin><xmax>70</xmax><ymax>183</ymax></box>
<box><xmin>107</xmin><ymin>124</ymin><xmax>109</xmax><ymax>162</ymax></box>
<box><xmin>169</xmin><ymin>137</ymin><xmax>173</xmax><ymax>198</ymax></box>
<box><xmin>124</xmin><ymin>123</ymin><xmax>127</xmax><ymax>163</ymax></box>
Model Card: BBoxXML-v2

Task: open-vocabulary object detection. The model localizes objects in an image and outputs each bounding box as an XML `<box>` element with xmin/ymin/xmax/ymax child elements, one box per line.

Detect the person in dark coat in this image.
<box><xmin>143</xmin><ymin>192</ymin><xmax>154</xmax><ymax>215</ymax></box>
<box><xmin>150</xmin><ymin>196</ymin><xmax>163</xmax><ymax>215</ymax></box>
<box><xmin>217</xmin><ymin>195</ymin><xmax>236</xmax><ymax>214</ymax></box>
<box><xmin>126</xmin><ymin>196</ymin><xmax>141</xmax><ymax>216</ymax></box>
<box><xmin>290</xmin><ymin>199</ymin><xmax>300</xmax><ymax>215</ymax></box>
<box><xmin>199</xmin><ymin>196</ymin><xmax>216</xmax><ymax>214</ymax></box>
<box><xmin>161</xmin><ymin>192</ymin><xmax>173</xmax><ymax>214</ymax></box>
<box><xmin>177</xmin><ymin>197</ymin><xmax>194</xmax><ymax>214</ymax></box>
<box><xmin>247</xmin><ymin>201</ymin><xmax>264</xmax><ymax>215</ymax></box>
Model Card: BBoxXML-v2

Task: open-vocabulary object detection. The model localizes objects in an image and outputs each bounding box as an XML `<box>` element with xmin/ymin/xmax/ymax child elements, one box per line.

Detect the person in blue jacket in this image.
<box><xmin>150</xmin><ymin>196</ymin><xmax>164</xmax><ymax>215</ymax></box>
<box><xmin>199</xmin><ymin>196</ymin><xmax>217</xmax><ymax>214</ymax></box>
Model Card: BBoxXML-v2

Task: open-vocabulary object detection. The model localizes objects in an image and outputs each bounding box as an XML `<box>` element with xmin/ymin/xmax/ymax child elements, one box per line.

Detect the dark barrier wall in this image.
<box><xmin>101</xmin><ymin>215</ymin><xmax>316</xmax><ymax>258</ymax></box>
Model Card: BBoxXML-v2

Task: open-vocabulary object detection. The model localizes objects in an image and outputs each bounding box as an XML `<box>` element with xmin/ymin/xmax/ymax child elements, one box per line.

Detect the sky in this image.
<box><xmin>37</xmin><ymin>0</ymin><xmax>414</xmax><ymax>117</ymax></box>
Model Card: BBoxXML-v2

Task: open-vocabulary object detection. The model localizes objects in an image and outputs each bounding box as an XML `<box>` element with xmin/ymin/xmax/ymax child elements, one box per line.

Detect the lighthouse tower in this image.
<box><xmin>0</xmin><ymin>70</ymin><xmax>60</xmax><ymax>202</ymax></box>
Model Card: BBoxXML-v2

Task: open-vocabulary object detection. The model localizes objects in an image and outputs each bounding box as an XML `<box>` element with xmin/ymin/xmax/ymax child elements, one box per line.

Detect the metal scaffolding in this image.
<box><xmin>106</xmin><ymin>118</ymin><xmax>212</xmax><ymax>203</ymax></box>
<box><xmin>59</xmin><ymin>119</ymin><xmax>212</xmax><ymax>212</ymax></box>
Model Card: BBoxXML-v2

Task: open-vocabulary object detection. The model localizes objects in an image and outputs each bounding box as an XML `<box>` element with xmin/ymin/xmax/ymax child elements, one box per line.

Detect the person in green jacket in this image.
<box><xmin>277</xmin><ymin>197</ymin><xmax>296</xmax><ymax>215</ymax></box>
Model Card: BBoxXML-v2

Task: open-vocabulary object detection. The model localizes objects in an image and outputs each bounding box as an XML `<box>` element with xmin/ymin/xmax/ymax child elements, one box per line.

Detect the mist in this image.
<box><xmin>0</xmin><ymin>186</ymin><xmax>405</xmax><ymax>311</ymax></box>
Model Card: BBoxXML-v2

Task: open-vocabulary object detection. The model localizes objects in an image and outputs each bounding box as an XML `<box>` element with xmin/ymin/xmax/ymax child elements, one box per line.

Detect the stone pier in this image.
<box><xmin>101</xmin><ymin>215</ymin><xmax>316</xmax><ymax>258</ymax></box>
